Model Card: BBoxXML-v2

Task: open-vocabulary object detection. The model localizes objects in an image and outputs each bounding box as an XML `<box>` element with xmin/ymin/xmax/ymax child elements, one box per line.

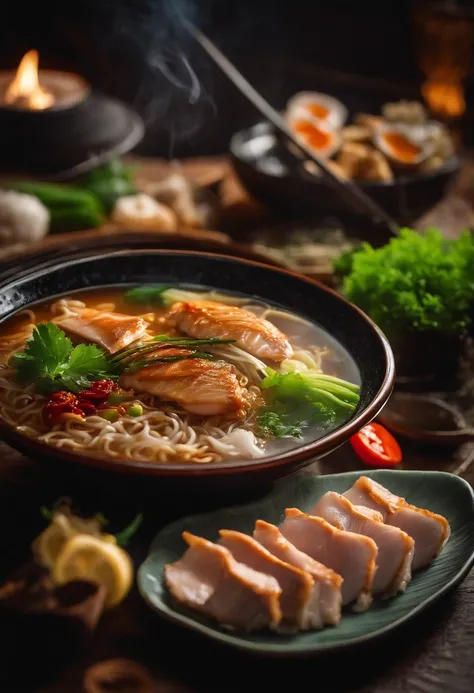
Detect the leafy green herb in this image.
<box><xmin>255</xmin><ymin>368</ymin><xmax>360</xmax><ymax>440</ymax></box>
<box><xmin>114</xmin><ymin>512</ymin><xmax>143</xmax><ymax>546</ymax></box>
<box><xmin>12</xmin><ymin>322</ymin><xmax>116</xmax><ymax>394</ymax></box>
<box><xmin>339</xmin><ymin>227</ymin><xmax>474</xmax><ymax>335</ymax></box>
<box><xmin>256</xmin><ymin>410</ymin><xmax>304</xmax><ymax>439</ymax></box>
<box><xmin>124</xmin><ymin>285</ymin><xmax>171</xmax><ymax>305</ymax></box>
<box><xmin>332</xmin><ymin>246</ymin><xmax>363</xmax><ymax>279</ymax></box>
<box><xmin>261</xmin><ymin>369</ymin><xmax>360</xmax><ymax>410</ymax></box>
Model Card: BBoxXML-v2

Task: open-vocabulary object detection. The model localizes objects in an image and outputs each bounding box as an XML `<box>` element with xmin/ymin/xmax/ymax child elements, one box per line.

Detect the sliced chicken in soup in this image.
<box><xmin>343</xmin><ymin>476</ymin><xmax>450</xmax><ymax>570</ymax></box>
<box><xmin>219</xmin><ymin>529</ymin><xmax>315</xmax><ymax>630</ymax></box>
<box><xmin>167</xmin><ymin>300</ymin><xmax>293</xmax><ymax>362</ymax></box>
<box><xmin>253</xmin><ymin>519</ymin><xmax>342</xmax><ymax>626</ymax></box>
<box><xmin>280</xmin><ymin>508</ymin><xmax>377</xmax><ymax>611</ymax></box>
<box><xmin>164</xmin><ymin>532</ymin><xmax>282</xmax><ymax>631</ymax></box>
<box><xmin>59</xmin><ymin>308</ymin><xmax>149</xmax><ymax>354</ymax></box>
<box><xmin>121</xmin><ymin>351</ymin><xmax>247</xmax><ymax>416</ymax></box>
<box><xmin>311</xmin><ymin>492</ymin><xmax>414</xmax><ymax>595</ymax></box>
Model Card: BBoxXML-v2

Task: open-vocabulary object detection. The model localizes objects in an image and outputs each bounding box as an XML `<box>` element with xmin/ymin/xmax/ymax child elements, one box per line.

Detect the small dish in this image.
<box><xmin>138</xmin><ymin>469</ymin><xmax>474</xmax><ymax>656</ymax></box>
<box><xmin>230</xmin><ymin>121</ymin><xmax>460</xmax><ymax>226</ymax></box>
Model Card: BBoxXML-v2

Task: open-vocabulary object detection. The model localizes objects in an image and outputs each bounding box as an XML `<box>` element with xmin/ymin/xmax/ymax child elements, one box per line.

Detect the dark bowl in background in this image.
<box><xmin>0</xmin><ymin>249</ymin><xmax>394</xmax><ymax>490</ymax></box>
<box><xmin>230</xmin><ymin>122</ymin><xmax>461</xmax><ymax>227</ymax></box>
<box><xmin>0</xmin><ymin>91</ymin><xmax>144</xmax><ymax>180</ymax></box>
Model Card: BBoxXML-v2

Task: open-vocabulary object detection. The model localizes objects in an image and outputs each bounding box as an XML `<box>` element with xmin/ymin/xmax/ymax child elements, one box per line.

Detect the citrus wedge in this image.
<box><xmin>34</xmin><ymin>512</ymin><xmax>75</xmax><ymax>569</ymax></box>
<box><xmin>52</xmin><ymin>534</ymin><xmax>134</xmax><ymax>608</ymax></box>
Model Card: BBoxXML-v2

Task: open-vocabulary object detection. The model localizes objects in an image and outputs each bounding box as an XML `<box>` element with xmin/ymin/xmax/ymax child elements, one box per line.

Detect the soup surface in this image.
<box><xmin>0</xmin><ymin>285</ymin><xmax>361</xmax><ymax>465</ymax></box>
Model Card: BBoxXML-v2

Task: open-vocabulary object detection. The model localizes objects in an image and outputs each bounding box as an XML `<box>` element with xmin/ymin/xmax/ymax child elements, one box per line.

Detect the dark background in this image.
<box><xmin>1</xmin><ymin>0</ymin><xmax>474</xmax><ymax>156</ymax></box>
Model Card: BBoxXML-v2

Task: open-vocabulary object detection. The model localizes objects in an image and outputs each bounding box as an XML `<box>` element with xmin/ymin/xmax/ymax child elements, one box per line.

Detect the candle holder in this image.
<box><xmin>0</xmin><ymin>51</ymin><xmax>144</xmax><ymax>180</ymax></box>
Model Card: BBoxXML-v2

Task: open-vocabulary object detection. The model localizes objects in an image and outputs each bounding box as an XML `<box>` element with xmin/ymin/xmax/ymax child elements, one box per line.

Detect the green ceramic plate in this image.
<box><xmin>138</xmin><ymin>470</ymin><xmax>474</xmax><ymax>656</ymax></box>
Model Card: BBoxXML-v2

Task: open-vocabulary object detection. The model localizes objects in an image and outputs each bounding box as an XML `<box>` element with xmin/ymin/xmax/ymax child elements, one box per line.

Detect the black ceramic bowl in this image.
<box><xmin>0</xmin><ymin>250</ymin><xmax>394</xmax><ymax>488</ymax></box>
<box><xmin>230</xmin><ymin>122</ymin><xmax>460</xmax><ymax>226</ymax></box>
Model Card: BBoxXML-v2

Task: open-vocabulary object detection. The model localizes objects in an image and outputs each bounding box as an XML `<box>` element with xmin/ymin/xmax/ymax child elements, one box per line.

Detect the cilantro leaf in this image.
<box><xmin>12</xmin><ymin>322</ymin><xmax>116</xmax><ymax>394</ymax></box>
<box><xmin>13</xmin><ymin>323</ymin><xmax>72</xmax><ymax>381</ymax></box>
<box><xmin>67</xmin><ymin>343</ymin><xmax>112</xmax><ymax>377</ymax></box>
<box><xmin>256</xmin><ymin>411</ymin><xmax>304</xmax><ymax>439</ymax></box>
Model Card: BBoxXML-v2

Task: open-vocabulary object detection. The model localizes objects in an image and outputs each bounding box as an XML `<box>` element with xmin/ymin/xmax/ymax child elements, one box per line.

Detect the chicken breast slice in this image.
<box><xmin>343</xmin><ymin>476</ymin><xmax>451</xmax><ymax>570</ymax></box>
<box><xmin>164</xmin><ymin>532</ymin><xmax>282</xmax><ymax>631</ymax></box>
<box><xmin>218</xmin><ymin>529</ymin><xmax>315</xmax><ymax>630</ymax></box>
<box><xmin>253</xmin><ymin>519</ymin><xmax>342</xmax><ymax>626</ymax></box>
<box><xmin>280</xmin><ymin>508</ymin><xmax>377</xmax><ymax>611</ymax></box>
<box><xmin>167</xmin><ymin>300</ymin><xmax>293</xmax><ymax>362</ymax></box>
<box><xmin>311</xmin><ymin>492</ymin><xmax>414</xmax><ymax>596</ymax></box>
<box><xmin>121</xmin><ymin>353</ymin><xmax>247</xmax><ymax>416</ymax></box>
<box><xmin>59</xmin><ymin>308</ymin><xmax>149</xmax><ymax>354</ymax></box>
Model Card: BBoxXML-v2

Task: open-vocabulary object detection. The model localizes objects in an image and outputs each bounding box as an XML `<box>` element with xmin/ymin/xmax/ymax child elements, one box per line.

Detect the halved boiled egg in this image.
<box><xmin>287</xmin><ymin>114</ymin><xmax>341</xmax><ymax>159</ymax></box>
<box><xmin>286</xmin><ymin>91</ymin><xmax>348</xmax><ymax>130</ymax></box>
<box><xmin>374</xmin><ymin>124</ymin><xmax>434</xmax><ymax>168</ymax></box>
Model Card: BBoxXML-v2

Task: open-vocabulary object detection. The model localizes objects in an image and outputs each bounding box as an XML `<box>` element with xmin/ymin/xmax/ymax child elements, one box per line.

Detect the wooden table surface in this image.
<box><xmin>1</xmin><ymin>155</ymin><xmax>474</xmax><ymax>693</ymax></box>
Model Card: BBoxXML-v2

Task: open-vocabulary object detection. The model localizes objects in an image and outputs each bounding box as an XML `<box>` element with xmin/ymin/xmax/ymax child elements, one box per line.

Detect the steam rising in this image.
<box><xmin>110</xmin><ymin>0</ymin><xmax>215</xmax><ymax>150</ymax></box>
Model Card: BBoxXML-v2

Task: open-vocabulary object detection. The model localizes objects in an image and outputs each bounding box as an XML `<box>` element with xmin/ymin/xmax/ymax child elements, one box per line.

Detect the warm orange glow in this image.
<box><xmin>382</xmin><ymin>132</ymin><xmax>422</xmax><ymax>164</ymax></box>
<box><xmin>5</xmin><ymin>50</ymin><xmax>54</xmax><ymax>110</ymax></box>
<box><xmin>293</xmin><ymin>120</ymin><xmax>333</xmax><ymax>151</ymax></box>
<box><xmin>421</xmin><ymin>80</ymin><xmax>466</xmax><ymax>119</ymax></box>
<box><xmin>307</xmin><ymin>103</ymin><xmax>330</xmax><ymax>120</ymax></box>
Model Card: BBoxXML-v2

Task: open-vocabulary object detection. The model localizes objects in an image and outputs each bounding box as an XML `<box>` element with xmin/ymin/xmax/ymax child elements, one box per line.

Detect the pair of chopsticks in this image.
<box><xmin>184</xmin><ymin>21</ymin><xmax>400</xmax><ymax>237</ymax></box>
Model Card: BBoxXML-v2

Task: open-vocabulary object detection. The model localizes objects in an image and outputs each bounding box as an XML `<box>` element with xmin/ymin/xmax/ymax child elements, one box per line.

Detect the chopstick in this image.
<box><xmin>184</xmin><ymin>21</ymin><xmax>400</xmax><ymax>237</ymax></box>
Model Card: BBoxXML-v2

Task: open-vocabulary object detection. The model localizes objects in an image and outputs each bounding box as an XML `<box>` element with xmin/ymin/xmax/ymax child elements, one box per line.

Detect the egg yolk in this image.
<box><xmin>307</xmin><ymin>103</ymin><xmax>330</xmax><ymax>120</ymax></box>
<box><xmin>293</xmin><ymin>120</ymin><xmax>333</xmax><ymax>151</ymax></box>
<box><xmin>383</xmin><ymin>132</ymin><xmax>422</xmax><ymax>163</ymax></box>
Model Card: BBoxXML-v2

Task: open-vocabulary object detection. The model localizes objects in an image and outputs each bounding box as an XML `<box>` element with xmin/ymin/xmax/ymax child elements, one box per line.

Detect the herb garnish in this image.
<box><xmin>338</xmin><ymin>227</ymin><xmax>474</xmax><ymax>335</ymax></box>
<box><xmin>124</xmin><ymin>285</ymin><xmax>170</xmax><ymax>305</ymax></box>
<box><xmin>255</xmin><ymin>368</ymin><xmax>360</xmax><ymax>440</ymax></box>
<box><xmin>12</xmin><ymin>323</ymin><xmax>116</xmax><ymax>395</ymax></box>
<box><xmin>256</xmin><ymin>410</ymin><xmax>305</xmax><ymax>439</ymax></box>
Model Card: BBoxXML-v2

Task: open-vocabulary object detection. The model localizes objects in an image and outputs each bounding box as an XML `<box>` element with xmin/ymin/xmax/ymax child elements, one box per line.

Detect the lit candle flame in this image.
<box><xmin>422</xmin><ymin>80</ymin><xmax>466</xmax><ymax>120</ymax></box>
<box><xmin>5</xmin><ymin>50</ymin><xmax>54</xmax><ymax>110</ymax></box>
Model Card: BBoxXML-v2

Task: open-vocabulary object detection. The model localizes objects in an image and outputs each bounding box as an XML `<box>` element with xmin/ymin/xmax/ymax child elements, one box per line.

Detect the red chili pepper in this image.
<box><xmin>350</xmin><ymin>423</ymin><xmax>402</xmax><ymax>468</ymax></box>
<box><xmin>76</xmin><ymin>400</ymin><xmax>97</xmax><ymax>417</ymax></box>
<box><xmin>78</xmin><ymin>379</ymin><xmax>116</xmax><ymax>402</ymax></box>
<box><xmin>43</xmin><ymin>381</ymin><xmax>119</xmax><ymax>427</ymax></box>
<box><xmin>43</xmin><ymin>391</ymin><xmax>86</xmax><ymax>426</ymax></box>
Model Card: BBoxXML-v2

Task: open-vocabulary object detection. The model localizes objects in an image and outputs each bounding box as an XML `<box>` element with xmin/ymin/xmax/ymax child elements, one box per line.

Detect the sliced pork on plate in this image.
<box><xmin>167</xmin><ymin>300</ymin><xmax>294</xmax><ymax>362</ymax></box>
<box><xmin>253</xmin><ymin>519</ymin><xmax>343</xmax><ymax>626</ymax></box>
<box><xmin>218</xmin><ymin>529</ymin><xmax>316</xmax><ymax>630</ymax></box>
<box><xmin>343</xmin><ymin>476</ymin><xmax>451</xmax><ymax>570</ymax></box>
<box><xmin>164</xmin><ymin>532</ymin><xmax>282</xmax><ymax>631</ymax></box>
<box><xmin>311</xmin><ymin>492</ymin><xmax>414</xmax><ymax>596</ymax></box>
<box><xmin>59</xmin><ymin>308</ymin><xmax>149</xmax><ymax>354</ymax></box>
<box><xmin>280</xmin><ymin>508</ymin><xmax>378</xmax><ymax>611</ymax></box>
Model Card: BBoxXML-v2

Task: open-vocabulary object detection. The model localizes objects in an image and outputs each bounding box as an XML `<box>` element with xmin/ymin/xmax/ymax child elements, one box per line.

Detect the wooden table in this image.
<box><xmin>1</xmin><ymin>156</ymin><xmax>474</xmax><ymax>693</ymax></box>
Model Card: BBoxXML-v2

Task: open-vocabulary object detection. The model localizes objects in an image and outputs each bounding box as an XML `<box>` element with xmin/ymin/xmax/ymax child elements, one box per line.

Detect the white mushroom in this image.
<box><xmin>0</xmin><ymin>190</ymin><xmax>50</xmax><ymax>245</ymax></box>
<box><xmin>111</xmin><ymin>193</ymin><xmax>177</xmax><ymax>231</ymax></box>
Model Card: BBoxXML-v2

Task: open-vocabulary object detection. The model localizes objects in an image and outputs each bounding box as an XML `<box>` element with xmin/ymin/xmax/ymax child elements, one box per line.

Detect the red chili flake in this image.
<box><xmin>78</xmin><ymin>379</ymin><xmax>116</xmax><ymax>402</ymax></box>
<box><xmin>76</xmin><ymin>400</ymin><xmax>98</xmax><ymax>417</ymax></box>
<box><xmin>43</xmin><ymin>391</ymin><xmax>85</xmax><ymax>426</ymax></box>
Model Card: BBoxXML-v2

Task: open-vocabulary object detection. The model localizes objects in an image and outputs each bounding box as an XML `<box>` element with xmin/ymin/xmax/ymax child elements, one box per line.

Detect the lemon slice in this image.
<box><xmin>52</xmin><ymin>534</ymin><xmax>134</xmax><ymax>608</ymax></box>
<box><xmin>33</xmin><ymin>513</ymin><xmax>75</xmax><ymax>569</ymax></box>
